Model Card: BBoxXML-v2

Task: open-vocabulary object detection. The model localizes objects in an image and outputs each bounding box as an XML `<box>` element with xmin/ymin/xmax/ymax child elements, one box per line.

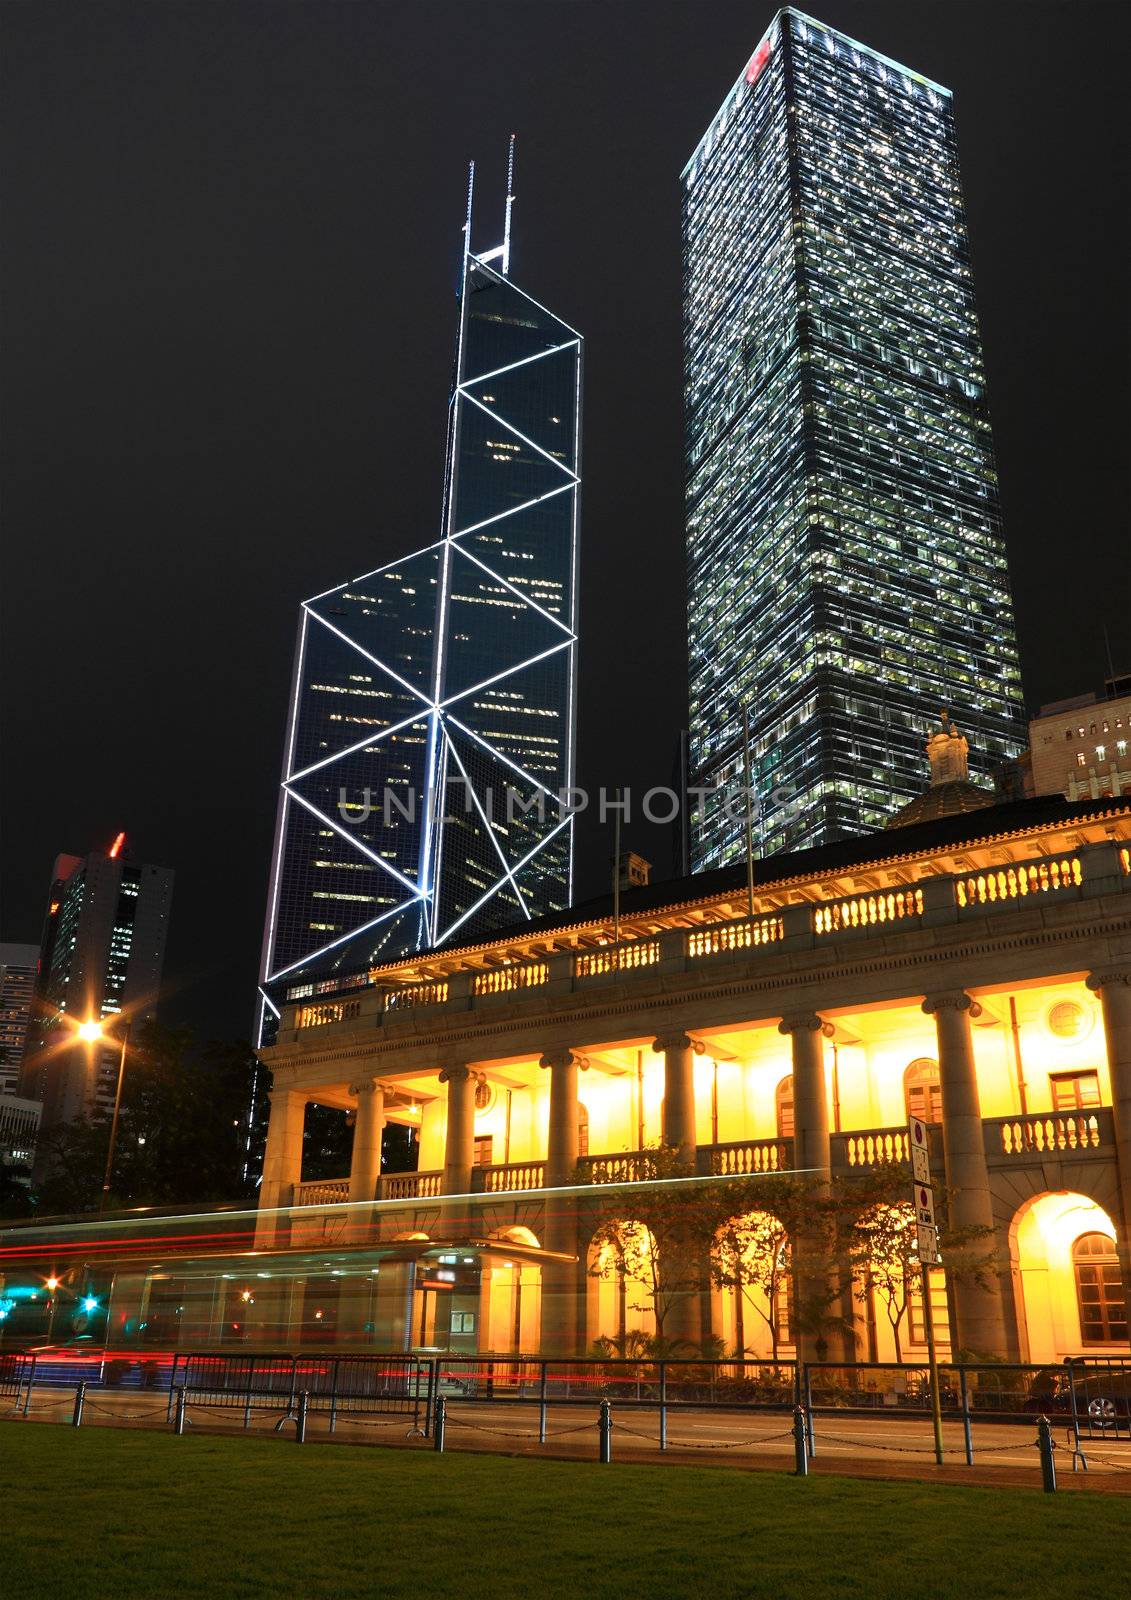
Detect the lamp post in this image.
<box><xmin>77</xmin><ymin>1018</ymin><xmax>132</xmax><ymax>1213</ymax></box>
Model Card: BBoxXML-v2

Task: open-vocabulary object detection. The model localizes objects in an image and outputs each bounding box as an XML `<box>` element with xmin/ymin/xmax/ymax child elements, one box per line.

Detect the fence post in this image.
<box><xmin>21</xmin><ymin>1358</ymin><xmax>35</xmax><ymax>1415</ymax></box>
<box><xmin>244</xmin><ymin>1357</ymin><xmax>254</xmax><ymax>1431</ymax></box>
<box><xmin>538</xmin><ymin>1362</ymin><xmax>548</xmax><ymax>1445</ymax></box>
<box><xmin>659</xmin><ymin>1362</ymin><xmax>667</xmax><ymax>1453</ymax></box>
<box><xmin>173</xmin><ymin>1385</ymin><xmax>187</xmax><ymax>1435</ymax></box>
<box><xmin>296</xmin><ymin>1390</ymin><xmax>309</xmax><ymax>1445</ymax></box>
<box><xmin>958</xmin><ymin>1366</ymin><xmax>973</xmax><ymax>1466</ymax></box>
<box><xmin>599</xmin><ymin>1398</ymin><xmax>612</xmax><ymax>1464</ymax></box>
<box><xmin>433</xmin><ymin>1394</ymin><xmax>446</xmax><ymax>1453</ymax></box>
<box><xmin>803</xmin><ymin>1365</ymin><xmax>815</xmax><ymax>1457</ymax></box>
<box><xmin>422</xmin><ymin>1358</ymin><xmax>436</xmax><ymax>1439</ymax></box>
<box><xmin>329</xmin><ymin>1359</ymin><xmax>339</xmax><ymax>1436</ymax></box>
<box><xmin>71</xmin><ymin>1381</ymin><xmax>86</xmax><ymax>1429</ymax></box>
<box><xmin>1036</xmin><ymin>1415</ymin><xmax>1056</xmax><ymax>1492</ymax></box>
<box><xmin>793</xmin><ymin>1406</ymin><xmax>808</xmax><ymax>1477</ymax></box>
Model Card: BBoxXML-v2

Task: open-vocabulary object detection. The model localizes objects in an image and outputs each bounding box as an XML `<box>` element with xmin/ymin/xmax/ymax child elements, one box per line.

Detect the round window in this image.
<box><xmin>1046</xmin><ymin>1000</ymin><xmax>1094</xmax><ymax>1042</ymax></box>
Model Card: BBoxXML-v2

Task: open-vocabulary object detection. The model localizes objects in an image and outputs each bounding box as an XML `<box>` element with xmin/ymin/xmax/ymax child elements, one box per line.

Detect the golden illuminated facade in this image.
<box><xmin>252</xmin><ymin>793</ymin><xmax>1131</xmax><ymax>1365</ymax></box>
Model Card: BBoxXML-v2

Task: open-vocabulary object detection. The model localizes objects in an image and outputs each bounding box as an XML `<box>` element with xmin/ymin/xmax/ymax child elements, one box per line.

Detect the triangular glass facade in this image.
<box><xmin>258</xmin><ymin>244</ymin><xmax>581</xmax><ymax>1038</ymax></box>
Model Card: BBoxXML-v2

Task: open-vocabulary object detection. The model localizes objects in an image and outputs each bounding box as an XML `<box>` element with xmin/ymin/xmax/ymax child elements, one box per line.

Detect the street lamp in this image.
<box><xmin>76</xmin><ymin>1017</ymin><xmax>132</xmax><ymax>1213</ymax></box>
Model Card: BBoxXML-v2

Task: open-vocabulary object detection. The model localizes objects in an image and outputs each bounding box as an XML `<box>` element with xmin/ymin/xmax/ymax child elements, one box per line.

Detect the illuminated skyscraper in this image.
<box><xmin>20</xmin><ymin>836</ymin><xmax>173</xmax><ymax>1128</ymax></box>
<box><xmin>257</xmin><ymin>153</ymin><xmax>582</xmax><ymax>1042</ymax></box>
<box><xmin>683</xmin><ymin>9</ymin><xmax>1025</xmax><ymax>866</ymax></box>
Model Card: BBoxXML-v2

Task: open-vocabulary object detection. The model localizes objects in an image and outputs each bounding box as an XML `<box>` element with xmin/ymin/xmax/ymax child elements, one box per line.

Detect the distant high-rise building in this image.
<box><xmin>0</xmin><ymin>942</ymin><xmax>39</xmax><ymax>1097</ymax></box>
<box><xmin>682</xmin><ymin>8</ymin><xmax>1025</xmax><ymax>868</ymax></box>
<box><xmin>20</xmin><ymin>835</ymin><xmax>173</xmax><ymax>1128</ymax></box>
<box><xmin>257</xmin><ymin>149</ymin><xmax>582</xmax><ymax>1044</ymax></box>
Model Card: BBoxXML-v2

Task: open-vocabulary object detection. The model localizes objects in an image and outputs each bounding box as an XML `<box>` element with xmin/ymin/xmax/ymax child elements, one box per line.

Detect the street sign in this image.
<box><xmin>908</xmin><ymin>1114</ymin><xmax>931</xmax><ymax>1185</ymax></box>
<box><xmin>916</xmin><ymin>1223</ymin><xmax>941</xmax><ymax>1265</ymax></box>
<box><xmin>914</xmin><ymin>1182</ymin><xmax>936</xmax><ymax>1229</ymax></box>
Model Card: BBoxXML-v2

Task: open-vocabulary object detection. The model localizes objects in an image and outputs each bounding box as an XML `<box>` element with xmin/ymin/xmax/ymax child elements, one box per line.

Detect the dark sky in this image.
<box><xmin>2</xmin><ymin>1</ymin><xmax>1128</xmax><ymax>1042</ymax></box>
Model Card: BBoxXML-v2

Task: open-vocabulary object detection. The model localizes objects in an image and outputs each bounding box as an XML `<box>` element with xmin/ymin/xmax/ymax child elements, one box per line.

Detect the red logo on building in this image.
<box><xmin>745</xmin><ymin>40</ymin><xmax>772</xmax><ymax>86</ymax></box>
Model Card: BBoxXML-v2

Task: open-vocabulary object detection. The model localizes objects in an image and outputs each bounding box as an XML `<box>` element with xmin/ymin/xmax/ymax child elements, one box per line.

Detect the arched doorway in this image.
<box><xmin>1011</xmin><ymin>1193</ymin><xmax>1128</xmax><ymax>1360</ymax></box>
<box><xmin>586</xmin><ymin>1224</ymin><xmax>657</xmax><ymax>1352</ymax></box>
<box><xmin>711</xmin><ymin>1209</ymin><xmax>794</xmax><ymax>1362</ymax></box>
<box><xmin>482</xmin><ymin>1227</ymin><xmax>542</xmax><ymax>1354</ymax></box>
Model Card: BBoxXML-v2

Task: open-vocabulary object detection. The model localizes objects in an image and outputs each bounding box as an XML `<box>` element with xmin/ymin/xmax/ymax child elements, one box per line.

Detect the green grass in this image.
<box><xmin>2</xmin><ymin>1422</ymin><xmax>1128</xmax><ymax>1600</ymax></box>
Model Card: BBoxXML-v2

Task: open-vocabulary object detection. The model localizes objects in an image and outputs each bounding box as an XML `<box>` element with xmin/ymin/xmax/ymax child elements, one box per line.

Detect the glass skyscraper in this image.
<box><xmin>683</xmin><ymin>8</ymin><xmax>1025</xmax><ymax>867</ymax></box>
<box><xmin>257</xmin><ymin>170</ymin><xmax>582</xmax><ymax>1042</ymax></box>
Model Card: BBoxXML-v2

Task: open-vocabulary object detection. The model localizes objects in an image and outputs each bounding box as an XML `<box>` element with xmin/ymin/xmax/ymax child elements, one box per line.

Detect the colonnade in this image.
<box><xmin>256</xmin><ymin>968</ymin><xmax>1131</xmax><ymax>1358</ymax></box>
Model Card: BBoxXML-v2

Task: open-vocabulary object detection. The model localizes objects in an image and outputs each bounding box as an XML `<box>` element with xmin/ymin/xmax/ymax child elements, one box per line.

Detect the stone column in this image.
<box><xmin>922</xmin><ymin>992</ymin><xmax>1008</xmax><ymax>1357</ymax></box>
<box><xmin>439</xmin><ymin>1064</ymin><xmax>475</xmax><ymax>1196</ymax></box>
<box><xmin>777</xmin><ymin>1015</ymin><xmax>838</xmax><ymax>1360</ymax></box>
<box><xmin>778</xmin><ymin>1014</ymin><xmax>830</xmax><ymax>1176</ymax></box>
<box><xmin>348</xmin><ymin>1078</ymin><xmax>385</xmax><ymax>1205</ymax></box>
<box><xmin>1086</xmin><ymin>970</ymin><xmax>1131</xmax><ymax>1281</ymax></box>
<box><xmin>652</xmin><ymin>1032</ymin><xmax>697</xmax><ymax>1165</ymax></box>
<box><xmin>542</xmin><ymin>1050</ymin><xmax>581</xmax><ymax>1190</ymax></box>
<box><xmin>255</xmin><ymin>1088</ymin><xmax>306</xmax><ymax>1247</ymax></box>
<box><xmin>540</xmin><ymin>1050</ymin><xmax>584</xmax><ymax>1356</ymax></box>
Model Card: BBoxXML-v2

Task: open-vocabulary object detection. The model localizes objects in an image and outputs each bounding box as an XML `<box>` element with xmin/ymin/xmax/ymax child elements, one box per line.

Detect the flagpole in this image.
<box><xmin>613</xmin><ymin>787</ymin><xmax>622</xmax><ymax>953</ymax></box>
<box><xmin>742</xmin><ymin>706</ymin><xmax>755</xmax><ymax>918</ymax></box>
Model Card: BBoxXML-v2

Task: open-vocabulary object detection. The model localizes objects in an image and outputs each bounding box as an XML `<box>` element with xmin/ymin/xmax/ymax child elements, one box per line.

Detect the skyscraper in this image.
<box><xmin>257</xmin><ymin>153</ymin><xmax>582</xmax><ymax>1042</ymax></box>
<box><xmin>20</xmin><ymin>835</ymin><xmax>173</xmax><ymax>1128</ymax></box>
<box><xmin>683</xmin><ymin>9</ymin><xmax>1025</xmax><ymax>867</ymax></box>
<box><xmin>0</xmin><ymin>942</ymin><xmax>39</xmax><ymax>1097</ymax></box>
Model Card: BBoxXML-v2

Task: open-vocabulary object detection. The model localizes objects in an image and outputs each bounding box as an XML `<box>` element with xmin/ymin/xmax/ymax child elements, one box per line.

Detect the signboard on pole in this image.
<box><xmin>908</xmin><ymin>1114</ymin><xmax>931</xmax><ymax>1185</ymax></box>
<box><xmin>916</xmin><ymin>1223</ymin><xmax>941</xmax><ymax>1265</ymax></box>
<box><xmin>914</xmin><ymin>1182</ymin><xmax>936</xmax><ymax>1230</ymax></box>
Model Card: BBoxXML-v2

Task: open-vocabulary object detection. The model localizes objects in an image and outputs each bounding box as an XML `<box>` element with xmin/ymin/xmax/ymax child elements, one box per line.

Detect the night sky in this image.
<box><xmin>2</xmin><ymin>2</ymin><xmax>1128</xmax><ymax>1042</ymax></box>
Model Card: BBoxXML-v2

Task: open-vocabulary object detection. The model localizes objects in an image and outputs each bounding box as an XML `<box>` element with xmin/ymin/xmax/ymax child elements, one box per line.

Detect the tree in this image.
<box><xmin>838</xmin><ymin>1164</ymin><xmax>998</xmax><ymax>1361</ymax></box>
<box><xmin>709</xmin><ymin>1174</ymin><xmax>843</xmax><ymax>1361</ymax></box>
<box><xmin>587</xmin><ymin>1145</ymin><xmax>721</xmax><ymax>1351</ymax></box>
<box><xmin>32</xmin><ymin>1022</ymin><xmax>266</xmax><ymax>1215</ymax></box>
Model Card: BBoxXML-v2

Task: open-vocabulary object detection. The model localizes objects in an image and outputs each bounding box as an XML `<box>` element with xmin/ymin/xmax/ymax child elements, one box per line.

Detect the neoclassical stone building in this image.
<box><xmin>254</xmin><ymin>787</ymin><xmax>1131</xmax><ymax>1364</ymax></box>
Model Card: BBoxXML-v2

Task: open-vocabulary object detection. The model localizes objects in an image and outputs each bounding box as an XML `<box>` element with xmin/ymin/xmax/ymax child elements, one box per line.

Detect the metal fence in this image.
<box><xmin>0</xmin><ymin>1352</ymin><xmax>34</xmax><ymax>1413</ymax></box>
<box><xmin>12</xmin><ymin>1347</ymin><xmax>1131</xmax><ymax>1465</ymax></box>
<box><xmin>165</xmin><ymin>1352</ymin><xmax>431</xmax><ymax>1432</ymax></box>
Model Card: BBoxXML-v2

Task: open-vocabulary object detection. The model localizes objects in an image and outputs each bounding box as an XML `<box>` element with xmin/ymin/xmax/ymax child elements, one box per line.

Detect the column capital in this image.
<box><xmin>1087</xmin><ymin>969</ymin><xmax>1131</xmax><ymax>994</ymax></box>
<box><xmin>651</xmin><ymin>1032</ymin><xmax>693</xmax><ymax>1054</ymax></box>
<box><xmin>922</xmin><ymin>991</ymin><xmax>981</xmax><ymax>1017</ymax></box>
<box><xmin>349</xmin><ymin>1076</ymin><xmax>381</xmax><ymax>1098</ymax></box>
<box><xmin>540</xmin><ymin>1049</ymin><xmax>587</xmax><ymax>1071</ymax></box>
<box><xmin>777</xmin><ymin>1013</ymin><xmax>823</xmax><ymax>1037</ymax></box>
<box><xmin>438</xmin><ymin>1063</ymin><xmax>472</xmax><ymax>1085</ymax></box>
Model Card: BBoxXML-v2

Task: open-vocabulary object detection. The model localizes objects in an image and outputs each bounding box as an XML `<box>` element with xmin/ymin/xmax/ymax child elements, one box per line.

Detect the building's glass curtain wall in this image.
<box><xmin>683</xmin><ymin>9</ymin><xmax>1025</xmax><ymax>866</ymax></box>
<box><xmin>257</xmin><ymin>220</ymin><xmax>582</xmax><ymax>1043</ymax></box>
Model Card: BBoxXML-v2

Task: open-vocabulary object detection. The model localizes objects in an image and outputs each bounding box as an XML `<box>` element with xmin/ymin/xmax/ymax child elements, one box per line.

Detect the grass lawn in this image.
<box><xmin>2</xmin><ymin>1422</ymin><xmax>1128</xmax><ymax>1600</ymax></box>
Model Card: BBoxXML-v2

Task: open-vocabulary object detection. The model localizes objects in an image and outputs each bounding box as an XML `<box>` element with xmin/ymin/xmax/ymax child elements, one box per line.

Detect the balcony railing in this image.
<box><xmin>292</xmin><ymin>1178</ymin><xmax>351</xmax><ymax>1206</ymax></box>
<box><xmin>700</xmin><ymin>1137</ymin><xmax>793</xmax><ymax>1176</ymax></box>
<box><xmin>574</xmin><ymin>942</ymin><xmax>660</xmax><ymax>978</ymax></box>
<box><xmin>814</xmin><ymin>888</ymin><xmax>923</xmax><ymax>936</ymax></box>
<box><xmin>472</xmin><ymin>965</ymin><xmax>548</xmax><ymax>998</ymax></box>
<box><xmin>986</xmin><ymin>1109</ymin><xmax>1113</xmax><ymax>1159</ymax></box>
<box><xmin>687</xmin><ymin>917</ymin><xmax>783</xmax><ymax>959</ymax></box>
<box><xmin>955</xmin><ymin>856</ymin><xmax>1081</xmax><ymax>909</ymax></box>
<box><xmin>380</xmin><ymin>1171</ymin><xmax>443</xmax><ymax>1200</ymax></box>
<box><xmin>577</xmin><ymin>1151</ymin><xmax>652</xmax><ymax>1185</ymax></box>
<box><xmin>288</xmin><ymin>1111</ymin><xmax>1119</xmax><ymax>1209</ymax></box>
<box><xmin>472</xmin><ymin>1160</ymin><xmax>546</xmax><ymax>1192</ymax></box>
<box><xmin>834</xmin><ymin>1128</ymin><xmax>913</xmax><ymax>1168</ymax></box>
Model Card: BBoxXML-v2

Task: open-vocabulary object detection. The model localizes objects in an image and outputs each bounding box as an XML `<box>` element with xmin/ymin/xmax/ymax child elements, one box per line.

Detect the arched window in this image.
<box><xmin>1073</xmin><ymin>1233</ymin><xmax>1128</xmax><ymax>1345</ymax></box>
<box><xmin>904</xmin><ymin>1058</ymin><xmax>942</xmax><ymax>1124</ymax></box>
<box><xmin>775</xmin><ymin>1076</ymin><xmax>794</xmax><ymax>1139</ymax></box>
<box><xmin>577</xmin><ymin>1102</ymin><xmax>589</xmax><ymax>1159</ymax></box>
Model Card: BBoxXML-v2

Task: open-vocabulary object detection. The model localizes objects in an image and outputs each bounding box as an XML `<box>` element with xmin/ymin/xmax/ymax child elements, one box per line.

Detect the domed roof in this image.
<box><xmin>885</xmin><ymin>710</ymin><xmax>996</xmax><ymax>831</ymax></box>
<box><xmin>885</xmin><ymin>778</ymin><xmax>995</xmax><ymax>830</ymax></box>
